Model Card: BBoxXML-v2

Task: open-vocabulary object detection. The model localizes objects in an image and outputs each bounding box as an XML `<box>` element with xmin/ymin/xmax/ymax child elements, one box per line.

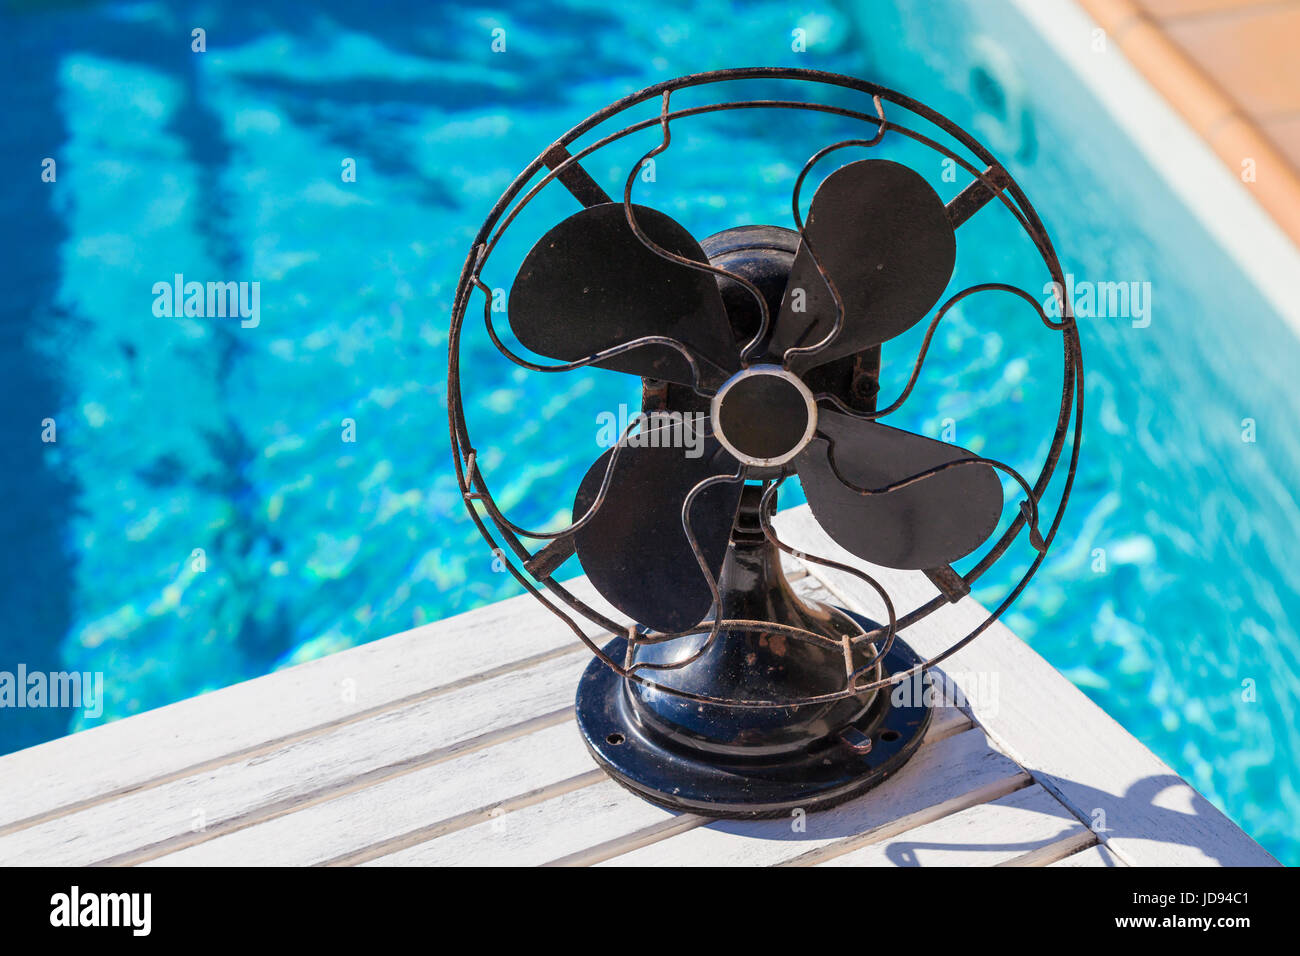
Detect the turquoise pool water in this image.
<box><xmin>3</xmin><ymin>0</ymin><xmax>1298</xmax><ymax>863</ymax></box>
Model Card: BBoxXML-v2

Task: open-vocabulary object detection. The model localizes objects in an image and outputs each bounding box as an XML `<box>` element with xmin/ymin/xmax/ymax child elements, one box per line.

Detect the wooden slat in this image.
<box><xmin>817</xmin><ymin>785</ymin><xmax>1092</xmax><ymax>867</ymax></box>
<box><xmin>144</xmin><ymin>721</ymin><xmax>599</xmax><ymax>867</ymax></box>
<box><xmin>771</xmin><ymin>506</ymin><xmax>1277</xmax><ymax>867</ymax></box>
<box><xmin>1050</xmin><ymin>842</ymin><xmax>1127</xmax><ymax>867</ymax></box>
<box><xmin>365</xmin><ymin>778</ymin><xmax>688</xmax><ymax>867</ymax></box>
<box><xmin>362</xmin><ymin>705</ymin><xmax>973</xmax><ymax>867</ymax></box>
<box><xmin>156</xmin><ymin>689</ymin><xmax>960</xmax><ymax>868</ymax></box>
<box><xmin>1002</xmin><ymin>831</ymin><xmax>1100</xmax><ymax>867</ymax></box>
<box><xmin>0</xmin><ymin>577</ymin><xmax>616</xmax><ymax>834</ymax></box>
<box><xmin>595</xmin><ymin>727</ymin><xmax>1028</xmax><ymax>867</ymax></box>
<box><xmin>0</xmin><ymin>651</ymin><xmax>593</xmax><ymax>866</ymax></box>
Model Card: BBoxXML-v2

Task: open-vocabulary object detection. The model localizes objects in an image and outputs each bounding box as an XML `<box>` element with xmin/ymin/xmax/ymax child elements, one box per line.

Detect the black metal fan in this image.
<box><xmin>449</xmin><ymin>68</ymin><xmax>1081</xmax><ymax>818</ymax></box>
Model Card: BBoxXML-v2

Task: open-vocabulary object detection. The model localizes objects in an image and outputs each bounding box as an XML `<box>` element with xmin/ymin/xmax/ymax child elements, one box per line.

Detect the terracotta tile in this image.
<box><xmin>1210</xmin><ymin>114</ymin><xmax>1300</xmax><ymax>243</ymax></box>
<box><xmin>1165</xmin><ymin>7</ymin><xmax>1300</xmax><ymax>116</ymax></box>
<box><xmin>1077</xmin><ymin>0</ymin><xmax>1300</xmax><ymax>246</ymax></box>
<box><xmin>1078</xmin><ymin>0</ymin><xmax>1144</xmax><ymax>31</ymax></box>
<box><xmin>1263</xmin><ymin>114</ymin><xmax>1300</xmax><ymax>169</ymax></box>
<box><xmin>1135</xmin><ymin>0</ymin><xmax>1282</xmax><ymax>19</ymax></box>
<box><xmin>1116</xmin><ymin>17</ymin><xmax>1239</xmax><ymax>132</ymax></box>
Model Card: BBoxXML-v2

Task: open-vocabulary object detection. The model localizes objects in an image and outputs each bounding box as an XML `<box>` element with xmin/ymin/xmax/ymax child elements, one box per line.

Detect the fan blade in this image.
<box><xmin>572</xmin><ymin>421</ymin><xmax>742</xmax><ymax>632</ymax></box>
<box><xmin>770</xmin><ymin>159</ymin><xmax>956</xmax><ymax>372</ymax></box>
<box><xmin>509</xmin><ymin>203</ymin><xmax>740</xmax><ymax>388</ymax></box>
<box><xmin>795</xmin><ymin>410</ymin><xmax>1002</xmax><ymax>569</ymax></box>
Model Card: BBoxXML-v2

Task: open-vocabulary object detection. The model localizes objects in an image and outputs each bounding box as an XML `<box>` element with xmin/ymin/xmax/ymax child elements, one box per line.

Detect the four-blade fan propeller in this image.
<box><xmin>509</xmin><ymin>158</ymin><xmax>1004</xmax><ymax>632</ymax></box>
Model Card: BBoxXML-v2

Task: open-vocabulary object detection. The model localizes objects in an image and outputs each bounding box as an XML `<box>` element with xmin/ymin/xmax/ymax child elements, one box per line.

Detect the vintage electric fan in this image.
<box><xmin>448</xmin><ymin>68</ymin><xmax>1081</xmax><ymax>817</ymax></box>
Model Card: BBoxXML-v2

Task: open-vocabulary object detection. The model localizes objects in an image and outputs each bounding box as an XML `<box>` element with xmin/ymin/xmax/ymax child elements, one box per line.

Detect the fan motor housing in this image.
<box><xmin>575</xmin><ymin>487</ymin><xmax>932</xmax><ymax>817</ymax></box>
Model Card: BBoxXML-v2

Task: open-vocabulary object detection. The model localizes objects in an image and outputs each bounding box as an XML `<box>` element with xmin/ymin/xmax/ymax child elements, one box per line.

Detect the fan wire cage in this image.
<box><xmin>447</xmin><ymin>67</ymin><xmax>1082</xmax><ymax>714</ymax></box>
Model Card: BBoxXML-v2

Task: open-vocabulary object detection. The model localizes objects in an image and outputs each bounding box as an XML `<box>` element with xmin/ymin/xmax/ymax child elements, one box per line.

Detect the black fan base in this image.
<box><xmin>575</xmin><ymin>623</ymin><xmax>932</xmax><ymax>819</ymax></box>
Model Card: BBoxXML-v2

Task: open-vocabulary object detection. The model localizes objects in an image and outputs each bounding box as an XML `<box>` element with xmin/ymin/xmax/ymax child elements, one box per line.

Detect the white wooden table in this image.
<box><xmin>0</xmin><ymin>507</ymin><xmax>1276</xmax><ymax>866</ymax></box>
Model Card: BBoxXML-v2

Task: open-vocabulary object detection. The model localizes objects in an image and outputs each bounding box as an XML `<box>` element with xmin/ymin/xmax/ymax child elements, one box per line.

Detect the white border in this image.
<box><xmin>1012</xmin><ymin>0</ymin><xmax>1300</xmax><ymax>331</ymax></box>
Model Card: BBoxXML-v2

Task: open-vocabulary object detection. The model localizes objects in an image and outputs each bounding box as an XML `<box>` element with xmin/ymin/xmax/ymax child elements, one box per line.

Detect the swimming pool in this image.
<box><xmin>3</xmin><ymin>0</ymin><xmax>1298</xmax><ymax>864</ymax></box>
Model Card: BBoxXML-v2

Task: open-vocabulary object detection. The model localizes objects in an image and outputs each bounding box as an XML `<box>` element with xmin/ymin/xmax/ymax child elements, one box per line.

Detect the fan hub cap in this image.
<box><xmin>711</xmin><ymin>365</ymin><xmax>818</xmax><ymax>468</ymax></box>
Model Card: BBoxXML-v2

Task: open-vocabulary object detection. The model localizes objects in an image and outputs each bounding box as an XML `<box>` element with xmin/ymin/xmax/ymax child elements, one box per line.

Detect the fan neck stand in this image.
<box><xmin>575</xmin><ymin>485</ymin><xmax>932</xmax><ymax>818</ymax></box>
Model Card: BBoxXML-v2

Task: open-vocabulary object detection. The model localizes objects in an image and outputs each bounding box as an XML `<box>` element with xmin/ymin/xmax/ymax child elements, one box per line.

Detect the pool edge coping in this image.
<box><xmin>1016</xmin><ymin>0</ymin><xmax>1300</xmax><ymax>335</ymax></box>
